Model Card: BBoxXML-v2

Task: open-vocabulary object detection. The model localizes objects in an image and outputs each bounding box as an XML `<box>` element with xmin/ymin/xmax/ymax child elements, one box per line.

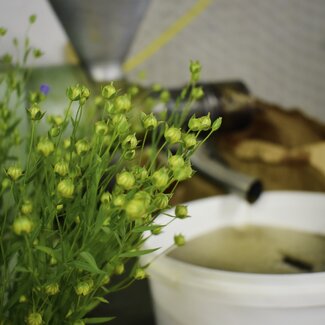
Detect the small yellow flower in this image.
<box><xmin>116</xmin><ymin>171</ymin><xmax>135</xmax><ymax>190</ymax></box>
<box><xmin>13</xmin><ymin>217</ymin><xmax>33</xmax><ymax>235</ymax></box>
<box><xmin>174</xmin><ymin>234</ymin><xmax>186</xmax><ymax>246</ymax></box>
<box><xmin>168</xmin><ymin>155</ymin><xmax>185</xmax><ymax>170</ymax></box>
<box><xmin>154</xmin><ymin>193</ymin><xmax>169</xmax><ymax>209</ymax></box>
<box><xmin>141</xmin><ymin>112</ymin><xmax>158</xmax><ymax>130</ymax></box>
<box><xmin>175</xmin><ymin>205</ymin><xmax>188</xmax><ymax>219</ymax></box>
<box><xmin>75</xmin><ymin>279</ymin><xmax>94</xmax><ymax>296</ymax></box>
<box><xmin>27</xmin><ymin>104</ymin><xmax>44</xmax><ymax>120</ymax></box>
<box><xmin>122</xmin><ymin>134</ymin><xmax>138</xmax><ymax>149</ymax></box>
<box><xmin>57</xmin><ymin>179</ymin><xmax>74</xmax><ymax>199</ymax></box>
<box><xmin>101</xmin><ymin>82</ymin><xmax>116</xmax><ymax>99</ymax></box>
<box><xmin>7</xmin><ymin>166</ymin><xmax>23</xmax><ymax>181</ymax></box>
<box><xmin>19</xmin><ymin>295</ymin><xmax>27</xmax><ymax>303</ymax></box>
<box><xmin>100</xmin><ymin>192</ymin><xmax>112</xmax><ymax>205</ymax></box>
<box><xmin>134</xmin><ymin>267</ymin><xmax>146</xmax><ymax>280</ymax></box>
<box><xmin>95</xmin><ymin>121</ymin><xmax>109</xmax><ymax>135</ymax></box>
<box><xmin>37</xmin><ymin>138</ymin><xmax>55</xmax><ymax>157</ymax></box>
<box><xmin>182</xmin><ymin>133</ymin><xmax>197</xmax><ymax>149</ymax></box>
<box><xmin>152</xmin><ymin>168</ymin><xmax>169</xmax><ymax>189</ymax></box>
<box><xmin>125</xmin><ymin>199</ymin><xmax>147</xmax><ymax>220</ymax></box>
<box><xmin>115</xmin><ymin>94</ymin><xmax>131</xmax><ymax>112</ymax></box>
<box><xmin>45</xmin><ymin>283</ymin><xmax>60</xmax><ymax>296</ymax></box>
<box><xmin>164</xmin><ymin>126</ymin><xmax>181</xmax><ymax>144</ymax></box>
<box><xmin>54</xmin><ymin>160</ymin><xmax>69</xmax><ymax>177</ymax></box>
<box><xmin>114</xmin><ymin>263</ymin><xmax>125</xmax><ymax>275</ymax></box>
<box><xmin>75</xmin><ymin>139</ymin><xmax>90</xmax><ymax>155</ymax></box>
<box><xmin>27</xmin><ymin>312</ymin><xmax>42</xmax><ymax>325</ymax></box>
<box><xmin>21</xmin><ymin>200</ymin><xmax>33</xmax><ymax>215</ymax></box>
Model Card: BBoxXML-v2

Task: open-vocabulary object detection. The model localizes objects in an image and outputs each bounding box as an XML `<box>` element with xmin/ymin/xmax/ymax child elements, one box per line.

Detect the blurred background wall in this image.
<box><xmin>1</xmin><ymin>0</ymin><xmax>325</xmax><ymax>120</ymax></box>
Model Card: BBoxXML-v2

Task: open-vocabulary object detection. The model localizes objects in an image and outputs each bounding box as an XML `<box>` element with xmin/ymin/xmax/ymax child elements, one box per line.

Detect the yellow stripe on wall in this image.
<box><xmin>123</xmin><ymin>0</ymin><xmax>213</xmax><ymax>73</ymax></box>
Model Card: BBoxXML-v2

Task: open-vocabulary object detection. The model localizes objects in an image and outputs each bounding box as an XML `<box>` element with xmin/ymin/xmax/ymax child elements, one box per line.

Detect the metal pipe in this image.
<box><xmin>191</xmin><ymin>143</ymin><xmax>263</xmax><ymax>203</ymax></box>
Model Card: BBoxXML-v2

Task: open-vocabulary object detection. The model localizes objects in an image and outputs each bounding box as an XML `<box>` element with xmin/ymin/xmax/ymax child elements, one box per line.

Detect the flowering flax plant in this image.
<box><xmin>0</xmin><ymin>19</ymin><xmax>221</xmax><ymax>325</ymax></box>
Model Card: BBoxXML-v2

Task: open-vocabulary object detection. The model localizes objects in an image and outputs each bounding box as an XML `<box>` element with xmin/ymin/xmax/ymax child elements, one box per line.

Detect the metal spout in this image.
<box><xmin>191</xmin><ymin>143</ymin><xmax>263</xmax><ymax>203</ymax></box>
<box><xmin>48</xmin><ymin>0</ymin><xmax>150</xmax><ymax>81</ymax></box>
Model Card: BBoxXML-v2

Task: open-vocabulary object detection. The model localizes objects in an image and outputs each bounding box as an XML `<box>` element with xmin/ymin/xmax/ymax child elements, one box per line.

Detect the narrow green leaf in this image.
<box><xmin>132</xmin><ymin>224</ymin><xmax>163</xmax><ymax>233</ymax></box>
<box><xmin>35</xmin><ymin>245</ymin><xmax>59</xmax><ymax>261</ymax></box>
<box><xmin>119</xmin><ymin>248</ymin><xmax>159</xmax><ymax>258</ymax></box>
<box><xmin>73</xmin><ymin>251</ymin><xmax>105</xmax><ymax>274</ymax></box>
<box><xmin>83</xmin><ymin>317</ymin><xmax>115</xmax><ymax>324</ymax></box>
<box><xmin>95</xmin><ymin>296</ymin><xmax>109</xmax><ymax>304</ymax></box>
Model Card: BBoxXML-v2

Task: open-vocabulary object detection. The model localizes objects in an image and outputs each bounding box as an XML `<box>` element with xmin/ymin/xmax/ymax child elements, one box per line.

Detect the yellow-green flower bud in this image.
<box><xmin>50</xmin><ymin>257</ymin><xmax>57</xmax><ymax>265</ymax></box>
<box><xmin>134</xmin><ymin>191</ymin><xmax>151</xmax><ymax>207</ymax></box>
<box><xmin>182</xmin><ymin>133</ymin><xmax>197</xmax><ymax>149</ymax></box>
<box><xmin>56</xmin><ymin>204</ymin><xmax>63</xmax><ymax>211</ymax></box>
<box><xmin>114</xmin><ymin>263</ymin><xmax>125</xmax><ymax>275</ymax></box>
<box><xmin>37</xmin><ymin>138</ymin><xmax>55</xmax><ymax>157</ymax></box>
<box><xmin>190</xmin><ymin>60</ymin><xmax>201</xmax><ymax>82</ymax></box>
<box><xmin>173</xmin><ymin>164</ymin><xmax>193</xmax><ymax>181</ymax></box>
<box><xmin>154</xmin><ymin>193</ymin><xmax>169</xmax><ymax>209</ymax></box>
<box><xmin>174</xmin><ymin>233</ymin><xmax>186</xmax><ymax>246</ymax></box>
<box><xmin>102</xmin><ymin>83</ymin><xmax>116</xmax><ymax>99</ymax></box>
<box><xmin>95</xmin><ymin>121</ymin><xmax>109</xmax><ymax>135</ymax></box>
<box><xmin>49</xmin><ymin>126</ymin><xmax>60</xmax><ymax>137</ymax></box>
<box><xmin>0</xmin><ymin>27</ymin><xmax>7</xmax><ymax>36</ymax></box>
<box><xmin>54</xmin><ymin>160</ymin><xmax>69</xmax><ymax>177</ymax></box>
<box><xmin>168</xmin><ymin>155</ymin><xmax>185</xmax><ymax>170</ymax></box>
<box><xmin>141</xmin><ymin>112</ymin><xmax>158</xmax><ymax>130</ymax></box>
<box><xmin>75</xmin><ymin>279</ymin><xmax>94</xmax><ymax>296</ymax></box>
<box><xmin>19</xmin><ymin>295</ymin><xmax>27</xmax><ymax>303</ymax></box>
<box><xmin>123</xmin><ymin>150</ymin><xmax>136</xmax><ymax>160</ymax></box>
<box><xmin>188</xmin><ymin>116</ymin><xmax>201</xmax><ymax>131</ymax></box>
<box><xmin>134</xmin><ymin>267</ymin><xmax>146</xmax><ymax>280</ymax></box>
<box><xmin>52</xmin><ymin>115</ymin><xmax>64</xmax><ymax>126</ymax></box>
<box><xmin>2</xmin><ymin>178</ymin><xmax>11</xmax><ymax>190</ymax></box>
<box><xmin>27</xmin><ymin>104</ymin><xmax>44</xmax><ymax>120</ymax></box>
<box><xmin>133</xmin><ymin>167</ymin><xmax>148</xmax><ymax>181</ymax></box>
<box><xmin>212</xmin><ymin>117</ymin><xmax>222</xmax><ymax>131</ymax></box>
<box><xmin>160</xmin><ymin>90</ymin><xmax>170</xmax><ymax>103</ymax></box>
<box><xmin>175</xmin><ymin>205</ymin><xmax>188</xmax><ymax>219</ymax></box>
<box><xmin>128</xmin><ymin>85</ymin><xmax>139</xmax><ymax>96</ymax></box>
<box><xmin>116</xmin><ymin>171</ymin><xmax>135</xmax><ymax>190</ymax></box>
<box><xmin>29</xmin><ymin>91</ymin><xmax>45</xmax><ymax>104</ymax></box>
<box><xmin>7</xmin><ymin>166</ymin><xmax>23</xmax><ymax>181</ymax></box>
<box><xmin>199</xmin><ymin>115</ymin><xmax>211</xmax><ymax>131</ymax></box>
<box><xmin>100</xmin><ymin>192</ymin><xmax>112</xmax><ymax>205</ymax></box>
<box><xmin>164</xmin><ymin>126</ymin><xmax>181</xmax><ymax>144</ymax></box>
<box><xmin>122</xmin><ymin>134</ymin><xmax>138</xmax><ymax>149</ymax></box>
<box><xmin>151</xmin><ymin>226</ymin><xmax>162</xmax><ymax>235</ymax></box>
<box><xmin>112</xmin><ymin>114</ymin><xmax>129</xmax><ymax>134</ymax></box>
<box><xmin>125</xmin><ymin>199</ymin><xmax>147</xmax><ymax>220</ymax></box>
<box><xmin>152</xmin><ymin>168</ymin><xmax>169</xmax><ymax>189</ymax></box>
<box><xmin>113</xmin><ymin>194</ymin><xmax>126</xmax><ymax>207</ymax></box>
<box><xmin>13</xmin><ymin>217</ymin><xmax>33</xmax><ymax>235</ymax></box>
<box><xmin>115</xmin><ymin>94</ymin><xmax>131</xmax><ymax>112</ymax></box>
<box><xmin>100</xmin><ymin>275</ymin><xmax>110</xmax><ymax>285</ymax></box>
<box><xmin>191</xmin><ymin>86</ymin><xmax>204</xmax><ymax>100</ymax></box>
<box><xmin>66</xmin><ymin>85</ymin><xmax>81</xmax><ymax>101</ymax></box>
<box><xmin>45</xmin><ymin>283</ymin><xmax>60</xmax><ymax>295</ymax></box>
<box><xmin>75</xmin><ymin>139</ymin><xmax>90</xmax><ymax>155</ymax></box>
<box><xmin>21</xmin><ymin>200</ymin><xmax>33</xmax><ymax>215</ymax></box>
<box><xmin>63</xmin><ymin>138</ymin><xmax>71</xmax><ymax>149</ymax></box>
<box><xmin>57</xmin><ymin>179</ymin><xmax>74</xmax><ymax>198</ymax></box>
<box><xmin>80</xmin><ymin>85</ymin><xmax>90</xmax><ymax>100</ymax></box>
<box><xmin>27</xmin><ymin>312</ymin><xmax>42</xmax><ymax>325</ymax></box>
<box><xmin>75</xmin><ymin>216</ymin><xmax>80</xmax><ymax>224</ymax></box>
<box><xmin>152</xmin><ymin>83</ymin><xmax>162</xmax><ymax>92</ymax></box>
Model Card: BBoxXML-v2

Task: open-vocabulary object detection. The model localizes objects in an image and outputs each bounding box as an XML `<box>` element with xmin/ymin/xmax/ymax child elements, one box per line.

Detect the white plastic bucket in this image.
<box><xmin>143</xmin><ymin>191</ymin><xmax>325</xmax><ymax>325</ymax></box>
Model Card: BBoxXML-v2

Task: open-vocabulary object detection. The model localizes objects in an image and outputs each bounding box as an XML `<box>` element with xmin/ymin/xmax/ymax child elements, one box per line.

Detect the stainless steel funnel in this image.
<box><xmin>48</xmin><ymin>0</ymin><xmax>150</xmax><ymax>81</ymax></box>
